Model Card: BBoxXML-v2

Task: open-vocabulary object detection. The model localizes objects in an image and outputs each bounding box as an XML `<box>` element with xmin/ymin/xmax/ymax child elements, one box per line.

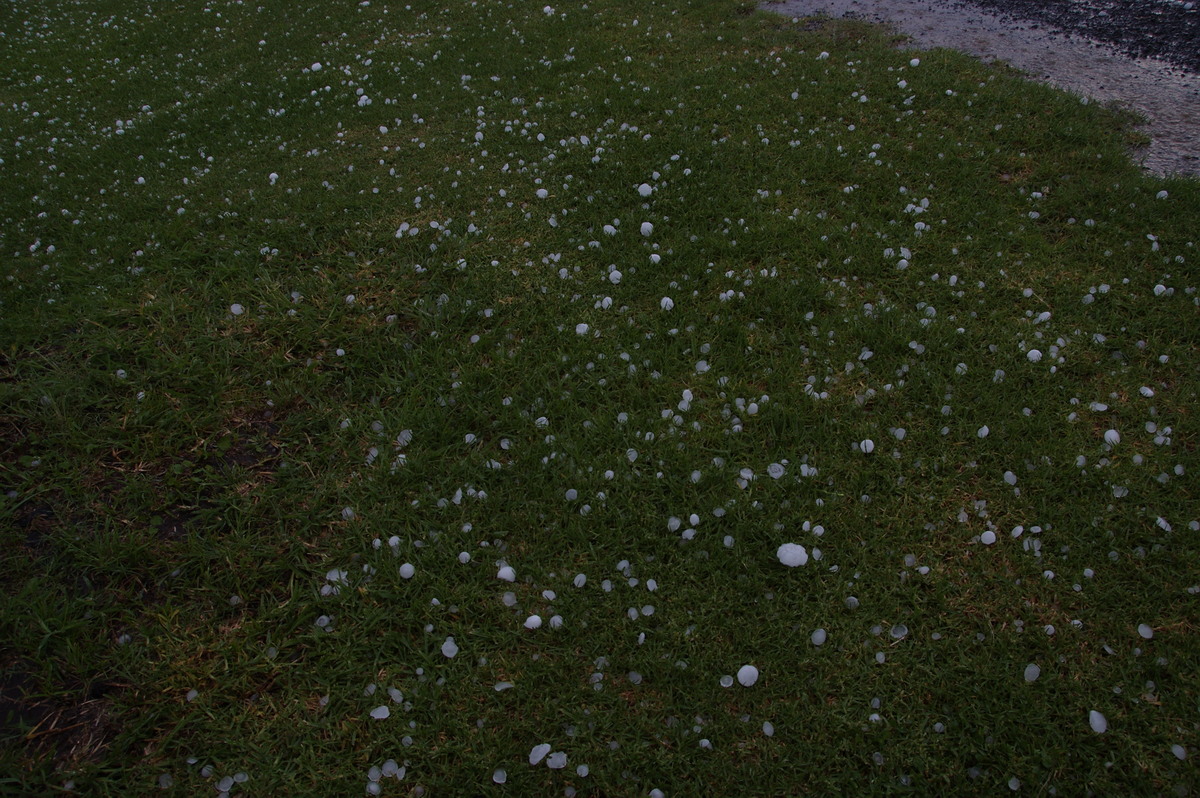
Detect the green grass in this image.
<box><xmin>1</xmin><ymin>0</ymin><xmax>1197</xmax><ymax>794</ymax></box>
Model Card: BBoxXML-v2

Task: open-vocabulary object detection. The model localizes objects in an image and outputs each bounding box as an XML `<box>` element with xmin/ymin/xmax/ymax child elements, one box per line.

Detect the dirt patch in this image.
<box><xmin>761</xmin><ymin>0</ymin><xmax>1200</xmax><ymax>177</ymax></box>
<box><xmin>0</xmin><ymin>660</ymin><xmax>124</xmax><ymax>777</ymax></box>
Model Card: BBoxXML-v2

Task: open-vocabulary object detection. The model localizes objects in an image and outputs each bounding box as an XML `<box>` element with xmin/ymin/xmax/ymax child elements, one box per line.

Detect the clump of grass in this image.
<box><xmin>1</xmin><ymin>0</ymin><xmax>1197</xmax><ymax>794</ymax></box>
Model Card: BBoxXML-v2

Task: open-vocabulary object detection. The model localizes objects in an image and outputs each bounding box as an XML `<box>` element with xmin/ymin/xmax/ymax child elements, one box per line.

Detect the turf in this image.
<box><xmin>1</xmin><ymin>0</ymin><xmax>1197</xmax><ymax>794</ymax></box>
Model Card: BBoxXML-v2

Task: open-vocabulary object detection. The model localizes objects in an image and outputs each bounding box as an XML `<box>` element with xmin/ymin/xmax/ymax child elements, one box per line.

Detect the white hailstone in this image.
<box><xmin>575</xmin><ymin>323</ymin><xmax>590</xmax><ymax>335</ymax></box>
<box><xmin>603</xmin><ymin>224</ymin><xmax>617</xmax><ymax>236</ymax></box>
<box><xmin>649</xmin><ymin>253</ymin><xmax>661</xmax><ymax>264</ymax></box>
<box><xmin>1172</xmin><ymin>744</ymin><xmax>1187</xmax><ymax>760</ymax></box>
<box><xmin>767</xmin><ymin>463</ymin><xmax>785</xmax><ymax>479</ymax></box>
<box><xmin>977</xmin><ymin>426</ymin><xmax>990</xmax><ymax>438</ymax></box>
<box><xmin>1139</xmin><ymin>386</ymin><xmax>1155</xmax><ymax>397</ymax></box>
<box><xmin>910</xmin><ymin>57</ymin><xmax>920</xmax><ymax>66</ymax></box>
<box><xmin>893</xmin><ymin>428</ymin><xmax>906</xmax><ymax>440</ymax></box>
<box><xmin>720</xmin><ymin>675</ymin><xmax>734</xmax><ymax>688</ymax></box>
<box><xmin>458</xmin><ymin>551</ymin><xmax>470</xmax><ymax>564</ymax></box>
<box><xmin>230</xmin><ymin>303</ymin><xmax>245</xmax><ymax>316</ymax></box>
<box><xmin>980</xmin><ymin>531</ymin><xmax>997</xmax><ymax>545</ymax></box>
<box><xmin>370</xmin><ymin>706</ymin><xmax>390</xmax><ymax>720</ymax></box>
<box><xmin>536</xmin><ymin>188</ymin><xmax>548</xmax><ymax>199</ymax></box>
<box><xmin>660</xmin><ymin>296</ymin><xmax>675</xmax><ymax>311</ymax></box>
<box><xmin>1137</xmin><ymin>623</ymin><xmax>1154</xmax><ymax>639</ymax></box>
<box><xmin>1104</xmin><ymin>429</ymin><xmax>1121</xmax><ymax>446</ymax></box>
<box><xmin>497</xmin><ymin>565</ymin><xmax>516</xmax><ymax>582</ymax></box>
<box><xmin>860</xmin><ymin>439</ymin><xmax>875</xmax><ymax>454</ymax></box>
<box><xmin>1154</xmin><ymin>284</ymin><xmax>1167</xmax><ymax>296</ymax></box>
<box><xmin>441</xmin><ymin>637</ymin><xmax>459</xmax><ymax>658</ymax></box>
<box><xmin>1027</xmin><ymin>349</ymin><xmax>1043</xmax><ymax>362</ymax></box>
<box><xmin>777</xmin><ymin>543</ymin><xmax>809</xmax><ymax>567</ymax></box>
<box><xmin>546</xmin><ymin>752</ymin><xmax>567</xmax><ymax>769</ymax></box>
<box><xmin>543</xmin><ymin>5</ymin><xmax>555</xmax><ymax>14</ymax></box>
<box><xmin>492</xmin><ymin>769</ymin><xmax>507</xmax><ymax>784</ymax></box>
<box><xmin>529</xmin><ymin>744</ymin><xmax>551</xmax><ymax>765</ymax></box>
<box><xmin>311</xmin><ymin>62</ymin><xmax>323</xmax><ymax>71</ymax></box>
<box><xmin>549</xmin><ymin>615</ymin><xmax>563</xmax><ymax>629</ymax></box>
<box><xmin>817</xmin><ymin>51</ymin><xmax>830</xmax><ymax>59</ymax></box>
<box><xmin>399</xmin><ymin>563</ymin><xmax>415</xmax><ymax>579</ymax></box>
<box><xmin>1024</xmin><ymin>663</ymin><xmax>1041</xmax><ymax>682</ymax></box>
<box><xmin>640</xmin><ymin>222</ymin><xmax>654</xmax><ymax>236</ymax></box>
<box><xmin>608</xmin><ymin>269</ymin><xmax>622</xmax><ymax>284</ymax></box>
<box><xmin>811</xmin><ymin>628</ymin><xmax>827</xmax><ymax>646</ymax></box>
<box><xmin>573</xmin><ymin>573</ymin><xmax>586</xmax><ymax>588</ymax></box>
<box><xmin>524</xmin><ymin>615</ymin><xmax>543</xmax><ymax>630</ymax></box>
<box><xmin>695</xmin><ymin>360</ymin><xmax>710</xmax><ymax>374</ymax></box>
<box><xmin>1004</xmin><ymin>471</ymin><xmax>1017</xmax><ymax>485</ymax></box>
<box><xmin>268</xmin><ymin>172</ymin><xmax>279</xmax><ymax>185</ymax></box>
<box><xmin>737</xmin><ymin>665</ymin><xmax>759</xmax><ymax>687</ymax></box>
<box><xmin>638</xmin><ymin>183</ymin><xmax>653</xmax><ymax>197</ymax></box>
<box><xmin>1089</xmin><ymin>710</ymin><xmax>1108</xmax><ymax>733</ymax></box>
<box><xmin>762</xmin><ymin>721</ymin><xmax>775</xmax><ymax>737</ymax></box>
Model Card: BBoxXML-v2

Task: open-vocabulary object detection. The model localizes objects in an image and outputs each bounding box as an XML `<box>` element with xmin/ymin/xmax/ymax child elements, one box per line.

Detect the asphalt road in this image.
<box><xmin>957</xmin><ymin>0</ymin><xmax>1199</xmax><ymax>72</ymax></box>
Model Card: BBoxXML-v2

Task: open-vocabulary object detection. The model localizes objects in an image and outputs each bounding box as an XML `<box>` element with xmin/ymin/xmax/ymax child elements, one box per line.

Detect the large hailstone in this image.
<box><xmin>777</xmin><ymin>543</ymin><xmax>809</xmax><ymax>567</ymax></box>
<box><xmin>737</xmin><ymin>664</ymin><xmax>759</xmax><ymax>687</ymax></box>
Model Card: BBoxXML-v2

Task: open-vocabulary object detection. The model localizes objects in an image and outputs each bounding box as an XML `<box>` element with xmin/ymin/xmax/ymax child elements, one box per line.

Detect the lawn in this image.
<box><xmin>1</xmin><ymin>0</ymin><xmax>1197</xmax><ymax>794</ymax></box>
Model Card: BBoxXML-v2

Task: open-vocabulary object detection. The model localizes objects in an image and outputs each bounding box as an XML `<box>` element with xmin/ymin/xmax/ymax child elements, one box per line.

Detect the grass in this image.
<box><xmin>1</xmin><ymin>0</ymin><xmax>1197</xmax><ymax>793</ymax></box>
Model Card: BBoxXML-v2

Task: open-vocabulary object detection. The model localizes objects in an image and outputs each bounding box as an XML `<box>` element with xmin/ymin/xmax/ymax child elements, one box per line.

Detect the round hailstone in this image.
<box><xmin>1089</xmin><ymin>710</ymin><xmax>1108</xmax><ymax>734</ymax></box>
<box><xmin>737</xmin><ymin>664</ymin><xmax>759</xmax><ymax>687</ymax></box>
<box><xmin>524</xmin><ymin>614</ymin><xmax>543</xmax><ymax>630</ymax></box>
<box><xmin>370</xmin><ymin>705</ymin><xmax>390</xmax><ymax>720</ymax></box>
<box><xmin>546</xmin><ymin>751</ymin><xmax>567</xmax><ymax>769</ymax></box>
<box><xmin>399</xmin><ymin>563</ymin><xmax>415</xmax><ymax>579</ymax></box>
<box><xmin>1137</xmin><ymin>623</ymin><xmax>1154</xmax><ymax>639</ymax></box>
<box><xmin>497</xmin><ymin>565</ymin><xmax>516</xmax><ymax>582</ymax></box>
<box><xmin>1104</xmin><ymin>429</ymin><xmax>1121</xmax><ymax>446</ymax></box>
<box><xmin>1027</xmin><ymin>349</ymin><xmax>1043</xmax><ymax>363</ymax></box>
<box><xmin>777</xmin><ymin>543</ymin><xmax>809</xmax><ymax>567</ymax></box>
<box><xmin>640</xmin><ymin>222</ymin><xmax>654</xmax><ymax>236</ymax></box>
<box><xmin>719</xmin><ymin>675</ymin><xmax>734</xmax><ymax>688</ymax></box>
<box><xmin>441</xmin><ymin>637</ymin><xmax>459</xmax><ymax>658</ymax></box>
<box><xmin>1172</xmin><ymin>744</ymin><xmax>1187</xmax><ymax>760</ymax></box>
<box><xmin>889</xmin><ymin>624</ymin><xmax>909</xmax><ymax>640</ymax></box>
<box><xmin>860</xmin><ymin>439</ymin><xmax>875</xmax><ymax>454</ymax></box>
<box><xmin>575</xmin><ymin>323</ymin><xmax>590</xmax><ymax>336</ymax></box>
<box><xmin>608</xmin><ymin>270</ymin><xmax>622</xmax><ymax>285</ymax></box>
<box><xmin>492</xmin><ymin>769</ymin><xmax>507</xmax><ymax>784</ymax></box>
<box><xmin>811</xmin><ymin>628</ymin><xmax>827</xmax><ymax>646</ymax></box>
<box><xmin>230</xmin><ymin>303</ymin><xmax>245</xmax><ymax>316</ymax></box>
<box><xmin>1024</xmin><ymin>663</ymin><xmax>1041</xmax><ymax>682</ymax></box>
<box><xmin>660</xmin><ymin>296</ymin><xmax>674</xmax><ymax>311</ymax></box>
<box><xmin>762</xmin><ymin>721</ymin><xmax>775</xmax><ymax>737</ymax></box>
<box><xmin>1004</xmin><ymin>471</ymin><xmax>1017</xmax><ymax>486</ymax></box>
<box><xmin>980</xmin><ymin>530</ymin><xmax>997</xmax><ymax>546</ymax></box>
<box><xmin>638</xmin><ymin>183</ymin><xmax>653</xmax><ymax>197</ymax></box>
<box><xmin>910</xmin><ymin>57</ymin><xmax>920</xmax><ymax>66</ymax></box>
<box><xmin>311</xmin><ymin>62</ymin><xmax>323</xmax><ymax>71</ymax></box>
<box><xmin>536</xmin><ymin>188</ymin><xmax>548</xmax><ymax>199</ymax></box>
<box><xmin>529</xmin><ymin>743</ymin><xmax>551</xmax><ymax>765</ymax></box>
